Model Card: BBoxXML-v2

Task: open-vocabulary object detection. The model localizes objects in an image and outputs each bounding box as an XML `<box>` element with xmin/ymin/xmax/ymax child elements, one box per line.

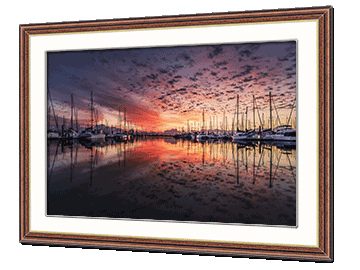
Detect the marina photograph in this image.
<box><xmin>47</xmin><ymin>41</ymin><xmax>297</xmax><ymax>226</ymax></box>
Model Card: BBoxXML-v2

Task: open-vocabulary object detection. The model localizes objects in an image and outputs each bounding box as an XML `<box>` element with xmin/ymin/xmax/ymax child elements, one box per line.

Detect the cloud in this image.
<box><xmin>208</xmin><ymin>45</ymin><xmax>223</xmax><ymax>59</ymax></box>
<box><xmin>47</xmin><ymin>41</ymin><xmax>296</xmax><ymax>131</ymax></box>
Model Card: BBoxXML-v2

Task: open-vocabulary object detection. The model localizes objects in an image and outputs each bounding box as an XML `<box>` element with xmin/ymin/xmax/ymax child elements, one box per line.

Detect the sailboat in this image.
<box><xmin>198</xmin><ymin>132</ymin><xmax>209</xmax><ymax>140</ymax></box>
<box><xmin>78</xmin><ymin>91</ymin><xmax>105</xmax><ymax>142</ymax></box>
<box><xmin>261</xmin><ymin>92</ymin><xmax>296</xmax><ymax>141</ymax></box>
<box><xmin>244</xmin><ymin>95</ymin><xmax>261</xmax><ymax>140</ymax></box>
<box><xmin>191</xmin><ymin>132</ymin><xmax>198</xmax><ymax>141</ymax></box>
<box><xmin>47</xmin><ymin>91</ymin><xmax>61</xmax><ymax>139</ymax></box>
<box><xmin>271</xmin><ymin>97</ymin><xmax>296</xmax><ymax>141</ymax></box>
<box><xmin>78</xmin><ymin>128</ymin><xmax>105</xmax><ymax>141</ymax></box>
<box><xmin>261</xmin><ymin>92</ymin><xmax>275</xmax><ymax>141</ymax></box>
<box><xmin>197</xmin><ymin>109</ymin><xmax>209</xmax><ymax>140</ymax></box>
<box><xmin>48</xmin><ymin>130</ymin><xmax>60</xmax><ymax>139</ymax></box>
<box><xmin>113</xmin><ymin>132</ymin><xmax>127</xmax><ymax>141</ymax></box>
<box><xmin>233</xmin><ymin>130</ymin><xmax>248</xmax><ymax>140</ymax></box>
<box><xmin>232</xmin><ymin>95</ymin><xmax>249</xmax><ymax>141</ymax></box>
<box><xmin>271</xmin><ymin>125</ymin><xmax>296</xmax><ymax>141</ymax></box>
<box><xmin>113</xmin><ymin>107</ymin><xmax>128</xmax><ymax>141</ymax></box>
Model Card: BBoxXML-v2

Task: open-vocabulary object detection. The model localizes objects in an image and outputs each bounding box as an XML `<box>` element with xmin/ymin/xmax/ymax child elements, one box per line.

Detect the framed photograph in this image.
<box><xmin>19</xmin><ymin>6</ymin><xmax>334</xmax><ymax>261</ymax></box>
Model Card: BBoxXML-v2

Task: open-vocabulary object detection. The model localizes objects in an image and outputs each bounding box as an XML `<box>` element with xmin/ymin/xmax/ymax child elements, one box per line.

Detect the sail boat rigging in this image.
<box><xmin>232</xmin><ymin>95</ymin><xmax>259</xmax><ymax>141</ymax></box>
<box><xmin>78</xmin><ymin>91</ymin><xmax>105</xmax><ymax>142</ymax></box>
<box><xmin>197</xmin><ymin>109</ymin><xmax>209</xmax><ymax>140</ymax></box>
<box><xmin>113</xmin><ymin>107</ymin><xmax>128</xmax><ymax>141</ymax></box>
<box><xmin>261</xmin><ymin>92</ymin><xmax>296</xmax><ymax>141</ymax></box>
<box><xmin>47</xmin><ymin>90</ymin><xmax>61</xmax><ymax>139</ymax></box>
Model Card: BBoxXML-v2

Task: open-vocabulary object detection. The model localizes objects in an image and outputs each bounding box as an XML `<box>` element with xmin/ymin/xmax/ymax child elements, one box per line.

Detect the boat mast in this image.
<box><xmin>253</xmin><ymin>95</ymin><xmax>256</xmax><ymax>130</ymax></box>
<box><xmin>119</xmin><ymin>108</ymin><xmax>121</xmax><ymax>133</ymax></box>
<box><xmin>202</xmin><ymin>109</ymin><xmax>205</xmax><ymax>132</ymax></box>
<box><xmin>269</xmin><ymin>91</ymin><xmax>272</xmax><ymax>130</ymax></box>
<box><xmin>287</xmin><ymin>98</ymin><xmax>296</xmax><ymax>126</ymax></box>
<box><xmin>232</xmin><ymin>111</ymin><xmax>236</xmax><ymax>135</ymax></box>
<box><xmin>254</xmin><ymin>95</ymin><xmax>263</xmax><ymax>129</ymax></box>
<box><xmin>216</xmin><ymin>115</ymin><xmax>218</xmax><ymax>134</ymax></box>
<box><xmin>90</xmin><ymin>91</ymin><xmax>94</xmax><ymax>129</ymax></box>
<box><xmin>225</xmin><ymin>116</ymin><xmax>228</xmax><ymax>133</ymax></box>
<box><xmin>273</xmin><ymin>99</ymin><xmax>282</xmax><ymax>127</ymax></box>
<box><xmin>47</xmin><ymin>106</ymin><xmax>50</xmax><ymax>130</ymax></box>
<box><xmin>245</xmin><ymin>107</ymin><xmax>248</xmax><ymax>131</ymax></box>
<box><xmin>236</xmin><ymin>94</ymin><xmax>239</xmax><ymax>132</ymax></box>
<box><xmin>75</xmin><ymin>108</ymin><xmax>79</xmax><ymax>131</ymax></box>
<box><xmin>124</xmin><ymin>107</ymin><xmax>127</xmax><ymax>131</ymax></box>
<box><xmin>48</xmin><ymin>90</ymin><xmax>59</xmax><ymax>131</ymax></box>
<box><xmin>241</xmin><ymin>113</ymin><xmax>244</xmax><ymax>130</ymax></box>
<box><xmin>223</xmin><ymin>110</ymin><xmax>226</xmax><ymax>134</ymax></box>
<box><xmin>62</xmin><ymin>116</ymin><xmax>65</xmax><ymax>137</ymax></box>
<box><xmin>70</xmin><ymin>94</ymin><xmax>74</xmax><ymax>129</ymax></box>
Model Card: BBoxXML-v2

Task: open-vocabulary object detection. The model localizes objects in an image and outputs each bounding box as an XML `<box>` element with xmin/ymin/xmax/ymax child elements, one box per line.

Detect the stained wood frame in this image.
<box><xmin>19</xmin><ymin>6</ymin><xmax>334</xmax><ymax>262</ymax></box>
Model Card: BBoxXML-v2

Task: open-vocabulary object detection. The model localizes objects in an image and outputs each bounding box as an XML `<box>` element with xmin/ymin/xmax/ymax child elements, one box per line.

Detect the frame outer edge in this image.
<box><xmin>315</xmin><ymin>6</ymin><xmax>333</xmax><ymax>262</ymax></box>
<box><xmin>19</xmin><ymin>6</ymin><xmax>334</xmax><ymax>262</ymax></box>
<box><xmin>19</xmin><ymin>25</ymin><xmax>31</xmax><ymax>242</ymax></box>
<box><xmin>23</xmin><ymin>231</ymin><xmax>331</xmax><ymax>261</ymax></box>
<box><xmin>20</xmin><ymin>25</ymin><xmax>25</xmax><ymax>241</ymax></box>
<box><xmin>19</xmin><ymin>25</ymin><xmax>25</xmax><ymax>241</ymax></box>
<box><xmin>18</xmin><ymin>6</ymin><xmax>331</xmax><ymax>30</ymax></box>
<box><xmin>324</xmin><ymin>6</ymin><xmax>334</xmax><ymax>262</ymax></box>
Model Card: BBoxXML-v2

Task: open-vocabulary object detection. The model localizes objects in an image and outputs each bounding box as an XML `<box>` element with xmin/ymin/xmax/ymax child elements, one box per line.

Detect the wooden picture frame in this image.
<box><xmin>19</xmin><ymin>6</ymin><xmax>334</xmax><ymax>262</ymax></box>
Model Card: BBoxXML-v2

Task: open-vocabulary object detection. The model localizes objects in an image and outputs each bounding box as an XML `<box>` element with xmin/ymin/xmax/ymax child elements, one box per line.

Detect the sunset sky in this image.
<box><xmin>47</xmin><ymin>41</ymin><xmax>296</xmax><ymax>132</ymax></box>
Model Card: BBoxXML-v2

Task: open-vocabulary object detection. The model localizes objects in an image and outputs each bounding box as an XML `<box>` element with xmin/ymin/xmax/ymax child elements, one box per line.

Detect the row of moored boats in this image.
<box><xmin>48</xmin><ymin>127</ymin><xmax>134</xmax><ymax>142</ymax></box>
<box><xmin>175</xmin><ymin>125</ymin><xmax>296</xmax><ymax>142</ymax></box>
<box><xmin>48</xmin><ymin>124</ymin><xmax>295</xmax><ymax>143</ymax></box>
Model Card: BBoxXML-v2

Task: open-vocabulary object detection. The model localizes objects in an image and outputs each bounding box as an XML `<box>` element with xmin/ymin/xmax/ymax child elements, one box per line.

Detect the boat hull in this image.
<box><xmin>114</xmin><ymin>134</ymin><xmax>128</xmax><ymax>141</ymax></box>
<box><xmin>197</xmin><ymin>134</ymin><xmax>209</xmax><ymax>140</ymax></box>
<box><xmin>91</xmin><ymin>134</ymin><xmax>105</xmax><ymax>141</ymax></box>
<box><xmin>233</xmin><ymin>133</ymin><xmax>259</xmax><ymax>141</ymax></box>
<box><xmin>232</xmin><ymin>135</ymin><xmax>247</xmax><ymax>140</ymax></box>
<box><xmin>272</xmin><ymin>134</ymin><xmax>296</xmax><ymax>141</ymax></box>
<box><xmin>48</xmin><ymin>132</ymin><xmax>60</xmax><ymax>139</ymax></box>
<box><xmin>78</xmin><ymin>132</ymin><xmax>105</xmax><ymax>142</ymax></box>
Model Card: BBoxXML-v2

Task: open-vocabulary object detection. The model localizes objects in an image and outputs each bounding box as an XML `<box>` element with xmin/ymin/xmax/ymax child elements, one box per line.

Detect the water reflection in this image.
<box><xmin>47</xmin><ymin>137</ymin><xmax>296</xmax><ymax>226</ymax></box>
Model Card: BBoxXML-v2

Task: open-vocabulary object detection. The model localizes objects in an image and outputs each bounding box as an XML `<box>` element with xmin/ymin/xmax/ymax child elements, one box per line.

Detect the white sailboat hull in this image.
<box><xmin>261</xmin><ymin>125</ymin><xmax>296</xmax><ymax>141</ymax></box>
<box><xmin>233</xmin><ymin>133</ymin><xmax>259</xmax><ymax>141</ymax></box>
<box><xmin>197</xmin><ymin>134</ymin><xmax>209</xmax><ymax>140</ymax></box>
<box><xmin>232</xmin><ymin>135</ymin><xmax>248</xmax><ymax>140</ymax></box>
<box><xmin>48</xmin><ymin>132</ymin><xmax>60</xmax><ymax>139</ymax></box>
<box><xmin>272</xmin><ymin>135</ymin><xmax>296</xmax><ymax>141</ymax></box>
<box><xmin>91</xmin><ymin>133</ymin><xmax>105</xmax><ymax>141</ymax></box>
<box><xmin>78</xmin><ymin>131</ymin><xmax>105</xmax><ymax>141</ymax></box>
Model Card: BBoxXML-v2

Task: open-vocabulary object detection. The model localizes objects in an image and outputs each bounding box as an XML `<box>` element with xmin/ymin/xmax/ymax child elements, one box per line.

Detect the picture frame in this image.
<box><xmin>19</xmin><ymin>6</ymin><xmax>334</xmax><ymax>262</ymax></box>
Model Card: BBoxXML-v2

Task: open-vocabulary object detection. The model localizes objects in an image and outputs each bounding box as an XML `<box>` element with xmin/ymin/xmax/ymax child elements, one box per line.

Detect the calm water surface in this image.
<box><xmin>47</xmin><ymin>137</ymin><xmax>296</xmax><ymax>226</ymax></box>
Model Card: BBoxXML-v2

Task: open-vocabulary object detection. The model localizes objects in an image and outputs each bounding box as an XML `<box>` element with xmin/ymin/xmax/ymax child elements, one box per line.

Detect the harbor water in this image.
<box><xmin>47</xmin><ymin>137</ymin><xmax>296</xmax><ymax>226</ymax></box>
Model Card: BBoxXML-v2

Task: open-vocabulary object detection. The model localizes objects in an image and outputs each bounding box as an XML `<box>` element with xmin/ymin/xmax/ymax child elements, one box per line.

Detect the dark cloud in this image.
<box><xmin>158</xmin><ymin>69</ymin><xmax>168</xmax><ymax>74</ymax></box>
<box><xmin>208</xmin><ymin>46</ymin><xmax>223</xmax><ymax>59</ymax></box>
<box><xmin>167</xmin><ymin>79</ymin><xmax>178</xmax><ymax>86</ymax></box>
<box><xmin>214</xmin><ymin>61</ymin><xmax>228</xmax><ymax>68</ymax></box>
<box><xmin>146</xmin><ymin>74</ymin><xmax>158</xmax><ymax>80</ymax></box>
<box><xmin>239</xmin><ymin>50</ymin><xmax>252</xmax><ymax>58</ymax></box>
